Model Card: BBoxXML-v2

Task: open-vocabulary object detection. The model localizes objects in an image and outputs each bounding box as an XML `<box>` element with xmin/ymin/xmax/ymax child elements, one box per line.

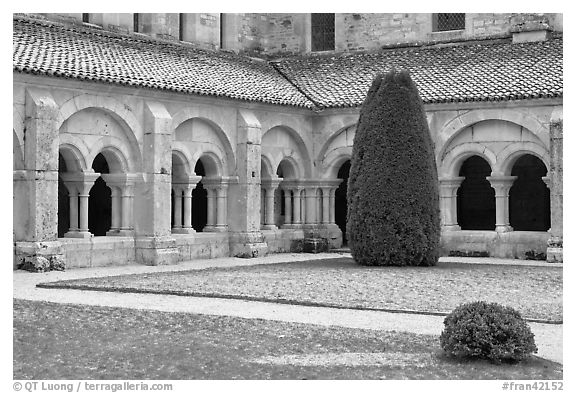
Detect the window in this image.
<box><xmin>82</xmin><ymin>13</ymin><xmax>90</xmax><ymax>23</ymax></box>
<box><xmin>433</xmin><ymin>13</ymin><xmax>465</xmax><ymax>32</ymax></box>
<box><xmin>311</xmin><ymin>13</ymin><xmax>335</xmax><ymax>52</ymax></box>
<box><xmin>133</xmin><ymin>13</ymin><xmax>139</xmax><ymax>33</ymax></box>
<box><xmin>179</xmin><ymin>13</ymin><xmax>184</xmax><ymax>41</ymax></box>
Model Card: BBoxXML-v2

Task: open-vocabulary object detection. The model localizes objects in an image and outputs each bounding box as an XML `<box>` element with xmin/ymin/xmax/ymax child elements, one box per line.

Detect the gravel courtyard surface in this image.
<box><xmin>39</xmin><ymin>258</ymin><xmax>562</xmax><ymax>322</ymax></box>
<box><xmin>14</xmin><ymin>299</ymin><xmax>562</xmax><ymax>380</ymax></box>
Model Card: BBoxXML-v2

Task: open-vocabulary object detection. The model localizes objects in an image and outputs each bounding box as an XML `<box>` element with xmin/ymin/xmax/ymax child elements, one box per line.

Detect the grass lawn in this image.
<box><xmin>39</xmin><ymin>258</ymin><xmax>563</xmax><ymax>322</ymax></box>
<box><xmin>14</xmin><ymin>299</ymin><xmax>562</xmax><ymax>380</ymax></box>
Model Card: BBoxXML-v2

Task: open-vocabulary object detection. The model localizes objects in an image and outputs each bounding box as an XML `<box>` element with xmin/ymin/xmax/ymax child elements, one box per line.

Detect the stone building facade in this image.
<box><xmin>13</xmin><ymin>13</ymin><xmax>563</xmax><ymax>270</ymax></box>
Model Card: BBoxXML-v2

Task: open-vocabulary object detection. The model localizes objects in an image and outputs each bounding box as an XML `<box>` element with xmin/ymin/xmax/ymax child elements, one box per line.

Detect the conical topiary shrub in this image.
<box><xmin>347</xmin><ymin>69</ymin><xmax>440</xmax><ymax>266</ymax></box>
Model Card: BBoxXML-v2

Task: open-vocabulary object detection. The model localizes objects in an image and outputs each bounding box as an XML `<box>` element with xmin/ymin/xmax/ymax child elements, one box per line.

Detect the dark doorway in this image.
<box><xmin>509</xmin><ymin>155</ymin><xmax>550</xmax><ymax>231</ymax></box>
<box><xmin>57</xmin><ymin>154</ymin><xmax>70</xmax><ymax>238</ymax></box>
<box><xmin>192</xmin><ymin>160</ymin><xmax>208</xmax><ymax>231</ymax></box>
<box><xmin>457</xmin><ymin>156</ymin><xmax>495</xmax><ymax>230</ymax></box>
<box><xmin>89</xmin><ymin>153</ymin><xmax>112</xmax><ymax>236</ymax></box>
<box><xmin>335</xmin><ymin>160</ymin><xmax>351</xmax><ymax>244</ymax></box>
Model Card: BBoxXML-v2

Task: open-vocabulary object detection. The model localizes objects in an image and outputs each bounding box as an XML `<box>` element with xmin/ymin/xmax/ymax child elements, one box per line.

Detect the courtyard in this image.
<box><xmin>13</xmin><ymin>252</ymin><xmax>563</xmax><ymax>380</ymax></box>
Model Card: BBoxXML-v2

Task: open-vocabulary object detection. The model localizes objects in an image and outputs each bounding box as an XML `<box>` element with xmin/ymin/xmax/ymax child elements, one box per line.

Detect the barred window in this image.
<box><xmin>82</xmin><ymin>13</ymin><xmax>90</xmax><ymax>23</ymax></box>
<box><xmin>133</xmin><ymin>13</ymin><xmax>139</xmax><ymax>33</ymax></box>
<box><xmin>433</xmin><ymin>13</ymin><xmax>465</xmax><ymax>32</ymax></box>
<box><xmin>311</xmin><ymin>13</ymin><xmax>335</xmax><ymax>52</ymax></box>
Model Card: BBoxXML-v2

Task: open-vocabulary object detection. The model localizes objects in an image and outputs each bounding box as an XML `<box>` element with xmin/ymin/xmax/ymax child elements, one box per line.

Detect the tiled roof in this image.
<box><xmin>13</xmin><ymin>16</ymin><xmax>315</xmax><ymax>108</ymax></box>
<box><xmin>13</xmin><ymin>16</ymin><xmax>562</xmax><ymax>110</ymax></box>
<box><xmin>272</xmin><ymin>37</ymin><xmax>563</xmax><ymax>108</ymax></box>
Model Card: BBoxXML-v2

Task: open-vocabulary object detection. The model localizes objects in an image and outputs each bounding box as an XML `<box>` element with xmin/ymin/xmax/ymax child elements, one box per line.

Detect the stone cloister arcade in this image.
<box><xmin>13</xmin><ymin>86</ymin><xmax>562</xmax><ymax>268</ymax></box>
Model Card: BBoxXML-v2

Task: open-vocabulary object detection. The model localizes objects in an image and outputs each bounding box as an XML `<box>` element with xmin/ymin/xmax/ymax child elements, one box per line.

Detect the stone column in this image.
<box><xmin>283</xmin><ymin>189</ymin><xmax>292</xmax><ymax>226</ymax></box>
<box><xmin>133</xmin><ymin>101</ymin><xmax>179</xmax><ymax>265</ymax></box>
<box><xmin>329</xmin><ymin>188</ymin><xmax>336</xmax><ymax>224</ymax></box>
<box><xmin>182</xmin><ymin>186</ymin><xmax>194</xmax><ymax>231</ymax></box>
<box><xmin>66</xmin><ymin>185</ymin><xmax>79</xmax><ymax>234</ymax></box>
<box><xmin>172</xmin><ymin>175</ymin><xmax>202</xmax><ymax>235</ymax></box>
<box><xmin>547</xmin><ymin>110</ymin><xmax>563</xmax><ymax>262</ymax></box>
<box><xmin>14</xmin><ymin>89</ymin><xmax>65</xmax><ymax>271</ymax></box>
<box><xmin>262</xmin><ymin>178</ymin><xmax>281</xmax><ymax>230</ymax></box>
<box><xmin>321</xmin><ymin>187</ymin><xmax>330</xmax><ymax>224</ymax></box>
<box><xmin>439</xmin><ymin>177</ymin><xmax>465</xmax><ymax>231</ymax></box>
<box><xmin>215</xmin><ymin>183</ymin><xmax>229</xmax><ymax>232</ymax></box>
<box><xmin>487</xmin><ymin>176</ymin><xmax>517</xmax><ymax>233</ymax></box>
<box><xmin>60</xmin><ymin>172</ymin><xmax>100</xmax><ymax>238</ymax></box>
<box><xmin>108</xmin><ymin>187</ymin><xmax>122</xmax><ymax>232</ymax></box>
<box><xmin>292</xmin><ymin>188</ymin><xmax>302</xmax><ymax>226</ymax></box>
<box><xmin>204</xmin><ymin>187</ymin><xmax>217</xmax><ymax>231</ymax></box>
<box><xmin>101</xmin><ymin>173</ymin><xmax>139</xmax><ymax>237</ymax></box>
<box><xmin>304</xmin><ymin>187</ymin><xmax>318</xmax><ymax>225</ymax></box>
<box><xmin>172</xmin><ymin>186</ymin><xmax>183</xmax><ymax>230</ymax></box>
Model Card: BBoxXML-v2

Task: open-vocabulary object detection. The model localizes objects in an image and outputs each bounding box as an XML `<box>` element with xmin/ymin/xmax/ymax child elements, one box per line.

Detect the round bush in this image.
<box><xmin>440</xmin><ymin>301</ymin><xmax>538</xmax><ymax>363</ymax></box>
<box><xmin>347</xmin><ymin>69</ymin><xmax>440</xmax><ymax>266</ymax></box>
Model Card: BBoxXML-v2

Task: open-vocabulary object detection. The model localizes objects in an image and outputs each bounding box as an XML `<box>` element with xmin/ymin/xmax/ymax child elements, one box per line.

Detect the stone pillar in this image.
<box><xmin>262</xmin><ymin>177</ymin><xmax>281</xmax><ymax>230</ymax></box>
<box><xmin>329</xmin><ymin>188</ymin><xmax>336</xmax><ymax>224</ymax></box>
<box><xmin>14</xmin><ymin>89</ymin><xmax>65</xmax><ymax>271</ymax></box>
<box><xmin>228</xmin><ymin>110</ymin><xmax>268</xmax><ymax>257</ymax></box>
<box><xmin>283</xmin><ymin>189</ymin><xmax>292</xmax><ymax>226</ymax></box>
<box><xmin>292</xmin><ymin>188</ymin><xmax>302</xmax><ymax>226</ymax></box>
<box><xmin>60</xmin><ymin>172</ymin><xmax>100</xmax><ymax>238</ymax></box>
<box><xmin>67</xmin><ymin>185</ymin><xmax>79</xmax><ymax>233</ymax></box>
<box><xmin>321</xmin><ymin>187</ymin><xmax>330</xmax><ymax>224</ymax></box>
<box><xmin>133</xmin><ymin>101</ymin><xmax>179</xmax><ymax>265</ymax></box>
<box><xmin>439</xmin><ymin>177</ymin><xmax>465</xmax><ymax>231</ymax></box>
<box><xmin>204</xmin><ymin>187</ymin><xmax>217</xmax><ymax>231</ymax></box>
<box><xmin>172</xmin><ymin>175</ymin><xmax>202</xmax><ymax>234</ymax></box>
<box><xmin>172</xmin><ymin>186</ymin><xmax>183</xmax><ymax>230</ymax></box>
<box><xmin>487</xmin><ymin>176</ymin><xmax>517</xmax><ymax>233</ymax></box>
<box><xmin>547</xmin><ymin>110</ymin><xmax>563</xmax><ymax>262</ymax></box>
<box><xmin>108</xmin><ymin>186</ymin><xmax>122</xmax><ymax>232</ymax></box>
<box><xmin>182</xmin><ymin>186</ymin><xmax>194</xmax><ymax>230</ymax></box>
<box><xmin>215</xmin><ymin>183</ymin><xmax>229</xmax><ymax>232</ymax></box>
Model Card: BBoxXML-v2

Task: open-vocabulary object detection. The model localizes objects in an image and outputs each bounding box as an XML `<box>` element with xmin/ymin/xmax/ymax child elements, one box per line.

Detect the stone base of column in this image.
<box><xmin>203</xmin><ymin>225</ymin><xmax>217</xmax><ymax>232</ymax></box>
<box><xmin>229</xmin><ymin>232</ymin><xmax>268</xmax><ymax>258</ymax></box>
<box><xmin>64</xmin><ymin>231</ymin><xmax>93</xmax><ymax>239</ymax></box>
<box><xmin>14</xmin><ymin>240</ymin><xmax>66</xmax><ymax>272</ymax></box>
<box><xmin>212</xmin><ymin>226</ymin><xmax>228</xmax><ymax>232</ymax></box>
<box><xmin>495</xmin><ymin>225</ymin><xmax>513</xmax><ymax>233</ymax></box>
<box><xmin>441</xmin><ymin>225</ymin><xmax>462</xmax><ymax>232</ymax></box>
<box><xmin>135</xmin><ymin>236</ymin><xmax>180</xmax><ymax>266</ymax></box>
<box><xmin>261</xmin><ymin>224</ymin><xmax>278</xmax><ymax>230</ymax></box>
<box><xmin>172</xmin><ymin>228</ymin><xmax>196</xmax><ymax>235</ymax></box>
<box><xmin>546</xmin><ymin>236</ymin><xmax>563</xmax><ymax>263</ymax></box>
<box><xmin>106</xmin><ymin>229</ymin><xmax>135</xmax><ymax>237</ymax></box>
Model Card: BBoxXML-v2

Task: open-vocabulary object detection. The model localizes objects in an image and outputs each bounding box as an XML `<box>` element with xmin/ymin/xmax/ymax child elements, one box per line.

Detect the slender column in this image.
<box><xmin>329</xmin><ymin>188</ymin><xmax>336</xmax><ymax>224</ymax></box>
<box><xmin>205</xmin><ymin>187</ymin><xmax>216</xmax><ymax>231</ymax></box>
<box><xmin>215</xmin><ymin>184</ymin><xmax>228</xmax><ymax>231</ymax></box>
<box><xmin>293</xmin><ymin>188</ymin><xmax>302</xmax><ymax>225</ymax></box>
<box><xmin>67</xmin><ymin>185</ymin><xmax>79</xmax><ymax>233</ymax></box>
<box><xmin>182</xmin><ymin>186</ymin><xmax>194</xmax><ymax>230</ymax></box>
<box><xmin>121</xmin><ymin>185</ymin><xmax>134</xmax><ymax>231</ymax></box>
<box><xmin>172</xmin><ymin>186</ymin><xmax>182</xmax><ymax>230</ymax></box>
<box><xmin>487</xmin><ymin>176</ymin><xmax>517</xmax><ymax>233</ymax></box>
<box><xmin>262</xmin><ymin>180</ymin><xmax>281</xmax><ymax>230</ymax></box>
<box><xmin>284</xmin><ymin>189</ymin><xmax>292</xmax><ymax>225</ymax></box>
<box><xmin>439</xmin><ymin>177</ymin><xmax>464</xmax><ymax>231</ymax></box>
<box><xmin>305</xmin><ymin>187</ymin><xmax>317</xmax><ymax>224</ymax></box>
<box><xmin>78</xmin><ymin>182</ymin><xmax>93</xmax><ymax>236</ymax></box>
<box><xmin>109</xmin><ymin>187</ymin><xmax>122</xmax><ymax>232</ymax></box>
<box><xmin>322</xmin><ymin>188</ymin><xmax>330</xmax><ymax>224</ymax></box>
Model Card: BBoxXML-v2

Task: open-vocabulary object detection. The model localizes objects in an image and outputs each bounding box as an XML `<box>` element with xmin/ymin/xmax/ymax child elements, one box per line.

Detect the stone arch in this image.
<box><xmin>13</xmin><ymin>130</ymin><xmax>24</xmax><ymax>171</ymax></box>
<box><xmin>276</xmin><ymin>156</ymin><xmax>301</xmax><ymax>179</ymax></box>
<box><xmin>58</xmin><ymin>134</ymin><xmax>91</xmax><ymax>171</ymax></box>
<box><xmin>498</xmin><ymin>143</ymin><xmax>550</xmax><ymax>176</ymax></box>
<box><xmin>171</xmin><ymin>110</ymin><xmax>235</xmax><ymax>175</ymax></box>
<box><xmin>322</xmin><ymin>148</ymin><xmax>353</xmax><ymax>179</ymax></box>
<box><xmin>195</xmin><ymin>152</ymin><xmax>223</xmax><ymax>178</ymax></box>
<box><xmin>457</xmin><ymin>155</ymin><xmax>496</xmax><ymax>230</ymax></box>
<box><xmin>317</xmin><ymin>123</ymin><xmax>357</xmax><ymax>178</ymax></box>
<box><xmin>172</xmin><ymin>149</ymin><xmax>192</xmax><ymax>178</ymax></box>
<box><xmin>262</xmin><ymin>125</ymin><xmax>312</xmax><ymax>178</ymax></box>
<box><xmin>261</xmin><ymin>155</ymin><xmax>275</xmax><ymax>179</ymax></box>
<box><xmin>317</xmin><ymin>123</ymin><xmax>356</xmax><ymax>161</ymax></box>
<box><xmin>59</xmin><ymin>143</ymin><xmax>88</xmax><ymax>173</ymax></box>
<box><xmin>57</xmin><ymin>95</ymin><xmax>143</xmax><ymax>171</ymax></box>
<box><xmin>440</xmin><ymin>143</ymin><xmax>497</xmax><ymax>177</ymax></box>
<box><xmin>88</xmin><ymin>139</ymin><xmax>131</xmax><ymax>173</ymax></box>
<box><xmin>436</xmin><ymin>109</ymin><xmax>549</xmax><ymax>162</ymax></box>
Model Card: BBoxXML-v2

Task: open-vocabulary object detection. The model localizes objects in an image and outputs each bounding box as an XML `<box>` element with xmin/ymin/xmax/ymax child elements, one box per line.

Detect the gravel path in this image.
<box><xmin>13</xmin><ymin>253</ymin><xmax>563</xmax><ymax>364</ymax></box>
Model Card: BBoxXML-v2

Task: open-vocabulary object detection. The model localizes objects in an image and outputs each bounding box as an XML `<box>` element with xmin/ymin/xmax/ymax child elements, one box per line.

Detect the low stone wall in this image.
<box><xmin>262</xmin><ymin>228</ymin><xmax>305</xmax><ymax>253</ymax></box>
<box><xmin>173</xmin><ymin>233</ymin><xmax>230</xmax><ymax>261</ymax></box>
<box><xmin>441</xmin><ymin>230</ymin><xmax>550</xmax><ymax>260</ymax></box>
<box><xmin>60</xmin><ymin>237</ymin><xmax>136</xmax><ymax>268</ymax></box>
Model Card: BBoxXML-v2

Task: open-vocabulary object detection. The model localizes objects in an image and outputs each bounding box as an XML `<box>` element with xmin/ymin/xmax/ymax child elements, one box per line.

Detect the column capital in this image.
<box><xmin>100</xmin><ymin>173</ymin><xmax>141</xmax><ymax>187</ymax></box>
<box><xmin>261</xmin><ymin>177</ymin><xmax>282</xmax><ymax>190</ymax></box>
<box><xmin>541</xmin><ymin>176</ymin><xmax>551</xmax><ymax>189</ymax></box>
<box><xmin>173</xmin><ymin>175</ymin><xmax>203</xmax><ymax>188</ymax></box>
<box><xmin>439</xmin><ymin>176</ymin><xmax>465</xmax><ymax>187</ymax></box>
<box><xmin>487</xmin><ymin>176</ymin><xmax>518</xmax><ymax>196</ymax></box>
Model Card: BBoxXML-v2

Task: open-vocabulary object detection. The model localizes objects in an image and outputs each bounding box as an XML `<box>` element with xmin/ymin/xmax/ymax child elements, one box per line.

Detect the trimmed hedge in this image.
<box><xmin>440</xmin><ymin>301</ymin><xmax>538</xmax><ymax>363</ymax></box>
<box><xmin>347</xmin><ymin>70</ymin><xmax>440</xmax><ymax>266</ymax></box>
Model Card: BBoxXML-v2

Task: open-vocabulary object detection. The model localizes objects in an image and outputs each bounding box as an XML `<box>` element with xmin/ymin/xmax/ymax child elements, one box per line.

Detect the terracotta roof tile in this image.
<box><xmin>13</xmin><ymin>17</ymin><xmax>314</xmax><ymax>108</ymax></box>
<box><xmin>272</xmin><ymin>37</ymin><xmax>562</xmax><ymax>108</ymax></box>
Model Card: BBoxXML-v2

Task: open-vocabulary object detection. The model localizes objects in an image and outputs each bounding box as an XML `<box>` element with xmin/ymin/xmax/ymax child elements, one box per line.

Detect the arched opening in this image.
<box><xmin>192</xmin><ymin>160</ymin><xmax>208</xmax><ymax>232</ymax></box>
<box><xmin>335</xmin><ymin>160</ymin><xmax>351</xmax><ymax>244</ymax></box>
<box><xmin>509</xmin><ymin>155</ymin><xmax>550</xmax><ymax>231</ymax></box>
<box><xmin>57</xmin><ymin>154</ymin><xmax>70</xmax><ymax>238</ymax></box>
<box><xmin>457</xmin><ymin>156</ymin><xmax>495</xmax><ymax>230</ymax></box>
<box><xmin>89</xmin><ymin>153</ymin><xmax>112</xmax><ymax>236</ymax></box>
